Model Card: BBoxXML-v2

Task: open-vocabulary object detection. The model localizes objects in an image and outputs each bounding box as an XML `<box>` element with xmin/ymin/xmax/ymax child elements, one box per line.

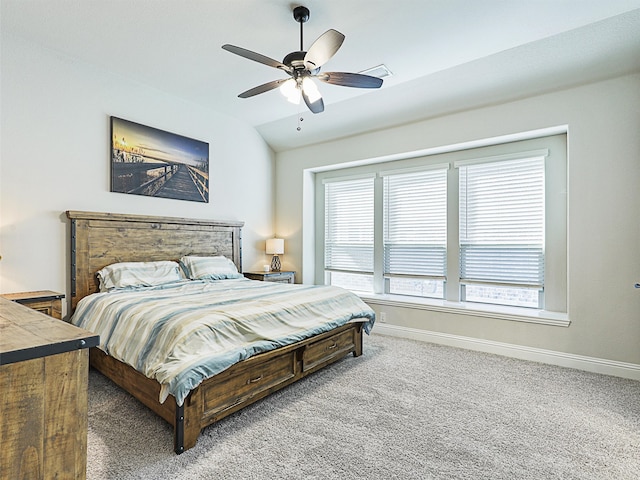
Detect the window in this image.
<box><xmin>315</xmin><ymin>134</ymin><xmax>567</xmax><ymax>317</ymax></box>
<box><xmin>324</xmin><ymin>176</ymin><xmax>374</xmax><ymax>293</ymax></box>
<box><xmin>458</xmin><ymin>154</ymin><xmax>546</xmax><ymax>308</ymax></box>
<box><xmin>383</xmin><ymin>166</ymin><xmax>448</xmax><ymax>299</ymax></box>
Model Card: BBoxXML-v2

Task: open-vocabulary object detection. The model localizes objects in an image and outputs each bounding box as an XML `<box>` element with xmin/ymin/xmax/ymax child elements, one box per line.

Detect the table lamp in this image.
<box><xmin>266</xmin><ymin>238</ymin><xmax>284</xmax><ymax>272</ymax></box>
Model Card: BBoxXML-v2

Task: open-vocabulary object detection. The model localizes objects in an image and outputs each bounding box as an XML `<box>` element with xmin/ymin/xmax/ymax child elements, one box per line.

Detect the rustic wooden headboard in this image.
<box><xmin>65</xmin><ymin>211</ymin><xmax>244</xmax><ymax>310</ymax></box>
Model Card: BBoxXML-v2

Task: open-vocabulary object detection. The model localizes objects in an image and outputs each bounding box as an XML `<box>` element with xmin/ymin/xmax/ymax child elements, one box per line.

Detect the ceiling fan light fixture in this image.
<box><xmin>302</xmin><ymin>77</ymin><xmax>321</xmax><ymax>103</ymax></box>
<box><xmin>280</xmin><ymin>79</ymin><xmax>301</xmax><ymax>104</ymax></box>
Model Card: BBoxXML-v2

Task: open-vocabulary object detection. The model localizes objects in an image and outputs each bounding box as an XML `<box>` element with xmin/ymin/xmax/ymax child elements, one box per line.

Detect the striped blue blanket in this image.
<box><xmin>71</xmin><ymin>278</ymin><xmax>375</xmax><ymax>406</ymax></box>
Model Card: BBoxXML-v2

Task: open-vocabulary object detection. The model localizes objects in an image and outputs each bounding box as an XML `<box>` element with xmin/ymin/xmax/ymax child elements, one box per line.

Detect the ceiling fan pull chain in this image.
<box><xmin>296</xmin><ymin>101</ymin><xmax>303</xmax><ymax>132</ymax></box>
<box><xmin>297</xmin><ymin>112</ymin><xmax>304</xmax><ymax>132</ymax></box>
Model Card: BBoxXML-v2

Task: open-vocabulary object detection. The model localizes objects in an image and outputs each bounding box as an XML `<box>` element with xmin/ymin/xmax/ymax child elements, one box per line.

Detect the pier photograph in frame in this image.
<box><xmin>110</xmin><ymin>117</ymin><xmax>209</xmax><ymax>202</ymax></box>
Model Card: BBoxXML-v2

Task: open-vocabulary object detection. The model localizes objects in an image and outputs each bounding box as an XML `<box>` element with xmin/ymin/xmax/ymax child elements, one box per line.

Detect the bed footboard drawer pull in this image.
<box><xmin>303</xmin><ymin>329</ymin><xmax>354</xmax><ymax>372</ymax></box>
<box><xmin>247</xmin><ymin>374</ymin><xmax>263</xmax><ymax>384</ymax></box>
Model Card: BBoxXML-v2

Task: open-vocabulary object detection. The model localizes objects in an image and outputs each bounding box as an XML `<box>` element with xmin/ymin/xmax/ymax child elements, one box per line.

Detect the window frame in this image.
<box><xmin>457</xmin><ymin>151</ymin><xmax>547</xmax><ymax>309</ymax></box>
<box><xmin>323</xmin><ymin>174</ymin><xmax>376</xmax><ymax>291</ymax></box>
<box><xmin>314</xmin><ymin>134</ymin><xmax>567</xmax><ymax>325</ymax></box>
<box><xmin>382</xmin><ymin>163</ymin><xmax>449</xmax><ymax>299</ymax></box>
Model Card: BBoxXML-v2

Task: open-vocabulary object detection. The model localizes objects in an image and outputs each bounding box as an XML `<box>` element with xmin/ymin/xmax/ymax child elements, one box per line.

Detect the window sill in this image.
<box><xmin>358</xmin><ymin>293</ymin><xmax>570</xmax><ymax>327</ymax></box>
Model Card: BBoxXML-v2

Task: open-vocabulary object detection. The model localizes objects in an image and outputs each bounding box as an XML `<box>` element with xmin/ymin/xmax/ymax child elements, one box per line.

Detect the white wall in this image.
<box><xmin>0</xmin><ymin>35</ymin><xmax>276</xmax><ymax>314</ymax></box>
<box><xmin>275</xmin><ymin>73</ymin><xmax>640</xmax><ymax>365</ymax></box>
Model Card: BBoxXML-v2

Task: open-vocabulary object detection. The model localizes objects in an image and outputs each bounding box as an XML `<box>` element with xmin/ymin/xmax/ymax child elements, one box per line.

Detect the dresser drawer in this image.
<box><xmin>203</xmin><ymin>350</ymin><xmax>296</xmax><ymax>417</ymax></box>
<box><xmin>243</xmin><ymin>271</ymin><xmax>295</xmax><ymax>284</ymax></box>
<box><xmin>264</xmin><ymin>272</ymin><xmax>294</xmax><ymax>283</ymax></box>
<box><xmin>303</xmin><ymin>328</ymin><xmax>356</xmax><ymax>372</ymax></box>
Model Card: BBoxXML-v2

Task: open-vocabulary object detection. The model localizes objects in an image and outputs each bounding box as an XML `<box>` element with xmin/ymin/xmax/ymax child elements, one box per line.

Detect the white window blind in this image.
<box><xmin>324</xmin><ymin>177</ymin><xmax>374</xmax><ymax>273</ymax></box>
<box><xmin>458</xmin><ymin>155</ymin><xmax>545</xmax><ymax>288</ymax></box>
<box><xmin>383</xmin><ymin>168</ymin><xmax>448</xmax><ymax>278</ymax></box>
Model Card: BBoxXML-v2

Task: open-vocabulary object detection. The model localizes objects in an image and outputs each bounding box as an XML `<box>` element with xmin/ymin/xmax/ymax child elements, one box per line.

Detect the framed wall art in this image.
<box><xmin>110</xmin><ymin>116</ymin><xmax>209</xmax><ymax>203</ymax></box>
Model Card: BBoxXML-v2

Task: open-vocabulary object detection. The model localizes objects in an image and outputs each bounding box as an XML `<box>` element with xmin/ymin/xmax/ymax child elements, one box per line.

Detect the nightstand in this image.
<box><xmin>244</xmin><ymin>271</ymin><xmax>295</xmax><ymax>284</ymax></box>
<box><xmin>1</xmin><ymin>290</ymin><xmax>65</xmax><ymax>320</ymax></box>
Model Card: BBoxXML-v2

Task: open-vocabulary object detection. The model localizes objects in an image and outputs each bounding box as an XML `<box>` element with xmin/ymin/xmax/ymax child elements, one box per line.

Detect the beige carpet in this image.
<box><xmin>87</xmin><ymin>334</ymin><xmax>640</xmax><ymax>479</ymax></box>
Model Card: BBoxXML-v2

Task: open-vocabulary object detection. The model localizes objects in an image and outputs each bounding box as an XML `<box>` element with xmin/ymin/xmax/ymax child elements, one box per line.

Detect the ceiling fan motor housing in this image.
<box><xmin>283</xmin><ymin>51</ymin><xmax>306</xmax><ymax>69</ymax></box>
<box><xmin>283</xmin><ymin>51</ymin><xmax>320</xmax><ymax>76</ymax></box>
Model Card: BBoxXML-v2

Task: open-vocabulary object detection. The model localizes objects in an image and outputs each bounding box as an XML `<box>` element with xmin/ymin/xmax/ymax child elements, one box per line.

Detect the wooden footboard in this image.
<box><xmin>90</xmin><ymin>321</ymin><xmax>364</xmax><ymax>453</ymax></box>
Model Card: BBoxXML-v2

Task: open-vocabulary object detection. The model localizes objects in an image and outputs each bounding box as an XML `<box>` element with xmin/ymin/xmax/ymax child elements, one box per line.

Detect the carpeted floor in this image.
<box><xmin>86</xmin><ymin>334</ymin><xmax>640</xmax><ymax>479</ymax></box>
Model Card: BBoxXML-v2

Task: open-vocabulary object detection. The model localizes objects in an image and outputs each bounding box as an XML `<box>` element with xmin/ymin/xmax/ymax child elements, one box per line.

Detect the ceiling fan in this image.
<box><xmin>221</xmin><ymin>5</ymin><xmax>383</xmax><ymax>114</ymax></box>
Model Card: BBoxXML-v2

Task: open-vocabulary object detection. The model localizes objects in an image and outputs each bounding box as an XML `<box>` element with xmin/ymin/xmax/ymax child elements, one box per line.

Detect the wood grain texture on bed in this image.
<box><xmin>67</xmin><ymin>210</ymin><xmax>243</xmax><ymax>311</ymax></box>
<box><xmin>65</xmin><ymin>211</ymin><xmax>367</xmax><ymax>454</ymax></box>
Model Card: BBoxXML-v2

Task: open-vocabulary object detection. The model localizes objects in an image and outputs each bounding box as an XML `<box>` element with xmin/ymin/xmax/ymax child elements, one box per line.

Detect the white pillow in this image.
<box><xmin>97</xmin><ymin>260</ymin><xmax>183</xmax><ymax>291</ymax></box>
<box><xmin>179</xmin><ymin>255</ymin><xmax>241</xmax><ymax>280</ymax></box>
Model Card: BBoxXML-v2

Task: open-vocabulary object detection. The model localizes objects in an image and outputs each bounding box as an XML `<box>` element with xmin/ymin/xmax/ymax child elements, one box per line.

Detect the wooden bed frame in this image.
<box><xmin>66</xmin><ymin>211</ymin><xmax>366</xmax><ymax>454</ymax></box>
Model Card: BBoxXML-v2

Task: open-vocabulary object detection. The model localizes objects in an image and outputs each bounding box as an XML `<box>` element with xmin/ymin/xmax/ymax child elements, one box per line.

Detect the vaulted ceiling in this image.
<box><xmin>3</xmin><ymin>1</ymin><xmax>640</xmax><ymax>151</ymax></box>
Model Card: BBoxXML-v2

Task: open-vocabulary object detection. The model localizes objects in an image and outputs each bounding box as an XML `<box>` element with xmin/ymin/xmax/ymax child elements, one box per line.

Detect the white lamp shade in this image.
<box><xmin>279</xmin><ymin>79</ymin><xmax>301</xmax><ymax>104</ymax></box>
<box><xmin>266</xmin><ymin>238</ymin><xmax>284</xmax><ymax>255</ymax></box>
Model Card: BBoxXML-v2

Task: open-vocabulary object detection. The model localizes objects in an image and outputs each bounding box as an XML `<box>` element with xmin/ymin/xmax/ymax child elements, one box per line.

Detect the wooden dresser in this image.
<box><xmin>0</xmin><ymin>297</ymin><xmax>99</xmax><ymax>480</ymax></box>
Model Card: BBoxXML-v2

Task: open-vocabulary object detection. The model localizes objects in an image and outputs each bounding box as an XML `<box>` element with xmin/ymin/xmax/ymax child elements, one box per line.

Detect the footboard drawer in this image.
<box><xmin>303</xmin><ymin>328</ymin><xmax>355</xmax><ymax>372</ymax></box>
<box><xmin>202</xmin><ymin>350</ymin><xmax>296</xmax><ymax>417</ymax></box>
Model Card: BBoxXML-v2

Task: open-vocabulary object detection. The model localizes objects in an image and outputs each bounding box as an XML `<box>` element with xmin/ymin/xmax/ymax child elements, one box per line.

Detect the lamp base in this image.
<box><xmin>270</xmin><ymin>255</ymin><xmax>281</xmax><ymax>272</ymax></box>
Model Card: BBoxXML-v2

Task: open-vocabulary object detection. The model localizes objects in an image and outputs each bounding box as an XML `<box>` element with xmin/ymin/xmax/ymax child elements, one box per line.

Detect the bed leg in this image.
<box><xmin>353</xmin><ymin>324</ymin><xmax>363</xmax><ymax>357</ymax></box>
<box><xmin>174</xmin><ymin>404</ymin><xmax>185</xmax><ymax>454</ymax></box>
<box><xmin>173</xmin><ymin>392</ymin><xmax>202</xmax><ymax>454</ymax></box>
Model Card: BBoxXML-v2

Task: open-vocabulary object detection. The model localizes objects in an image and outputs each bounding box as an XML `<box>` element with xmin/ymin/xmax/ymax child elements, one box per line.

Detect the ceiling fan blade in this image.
<box><xmin>302</xmin><ymin>89</ymin><xmax>324</xmax><ymax>114</ymax></box>
<box><xmin>317</xmin><ymin>72</ymin><xmax>383</xmax><ymax>89</ymax></box>
<box><xmin>238</xmin><ymin>79</ymin><xmax>289</xmax><ymax>98</ymax></box>
<box><xmin>222</xmin><ymin>44</ymin><xmax>292</xmax><ymax>73</ymax></box>
<box><xmin>304</xmin><ymin>29</ymin><xmax>345</xmax><ymax>70</ymax></box>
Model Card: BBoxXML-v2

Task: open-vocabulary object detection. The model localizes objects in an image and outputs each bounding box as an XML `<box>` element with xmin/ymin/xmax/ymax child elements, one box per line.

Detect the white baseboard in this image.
<box><xmin>372</xmin><ymin>323</ymin><xmax>640</xmax><ymax>381</ymax></box>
